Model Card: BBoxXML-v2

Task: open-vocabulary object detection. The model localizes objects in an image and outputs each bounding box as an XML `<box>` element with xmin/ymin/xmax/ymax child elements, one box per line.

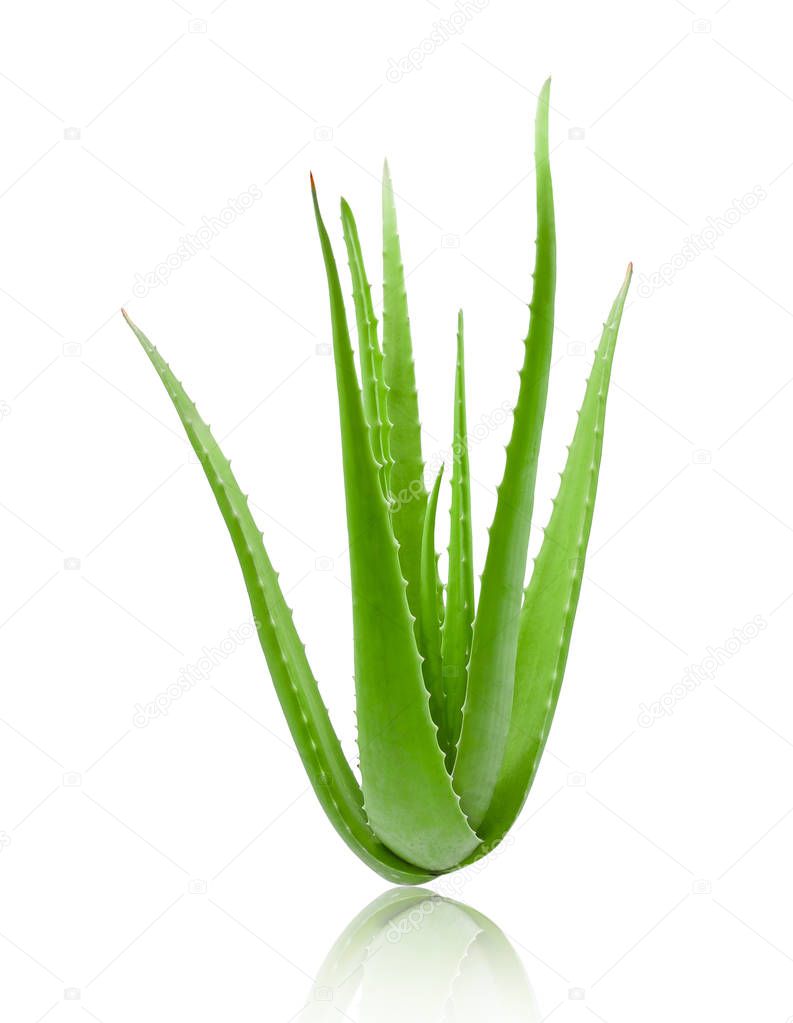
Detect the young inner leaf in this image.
<box><xmin>419</xmin><ymin>464</ymin><xmax>447</xmax><ymax>749</ymax></box>
<box><xmin>312</xmin><ymin>179</ymin><xmax>480</xmax><ymax>872</ymax></box>
<box><xmin>442</xmin><ymin>310</ymin><xmax>475</xmax><ymax>770</ymax></box>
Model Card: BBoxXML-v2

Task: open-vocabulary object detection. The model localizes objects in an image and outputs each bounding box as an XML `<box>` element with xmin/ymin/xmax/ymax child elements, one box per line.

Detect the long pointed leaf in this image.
<box><xmin>340</xmin><ymin>198</ymin><xmax>388</xmax><ymax>498</ymax></box>
<box><xmin>382</xmin><ymin>160</ymin><xmax>427</xmax><ymax>623</ymax></box>
<box><xmin>473</xmin><ymin>265</ymin><xmax>632</xmax><ymax>848</ymax></box>
<box><xmin>419</xmin><ymin>465</ymin><xmax>446</xmax><ymax>747</ymax></box>
<box><xmin>122</xmin><ymin>310</ymin><xmax>433</xmax><ymax>884</ymax></box>
<box><xmin>442</xmin><ymin>310</ymin><xmax>475</xmax><ymax>768</ymax></box>
<box><xmin>312</xmin><ymin>180</ymin><xmax>479</xmax><ymax>871</ymax></box>
<box><xmin>454</xmin><ymin>77</ymin><xmax>556</xmax><ymax>829</ymax></box>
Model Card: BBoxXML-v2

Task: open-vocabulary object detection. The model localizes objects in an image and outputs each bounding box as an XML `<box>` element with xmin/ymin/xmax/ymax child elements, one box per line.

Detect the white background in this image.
<box><xmin>1</xmin><ymin>0</ymin><xmax>793</xmax><ymax>1019</ymax></box>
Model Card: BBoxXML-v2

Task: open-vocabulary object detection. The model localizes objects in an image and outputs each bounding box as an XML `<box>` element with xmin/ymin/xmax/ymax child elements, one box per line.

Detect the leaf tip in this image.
<box><xmin>539</xmin><ymin>76</ymin><xmax>552</xmax><ymax>106</ymax></box>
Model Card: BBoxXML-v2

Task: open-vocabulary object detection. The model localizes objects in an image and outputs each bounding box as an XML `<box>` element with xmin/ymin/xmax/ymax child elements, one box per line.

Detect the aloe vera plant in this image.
<box><xmin>123</xmin><ymin>79</ymin><xmax>631</xmax><ymax>882</ymax></box>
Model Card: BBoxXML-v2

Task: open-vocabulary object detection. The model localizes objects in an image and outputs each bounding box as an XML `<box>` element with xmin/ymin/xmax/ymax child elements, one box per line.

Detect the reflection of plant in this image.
<box><xmin>301</xmin><ymin>887</ymin><xmax>539</xmax><ymax>1021</ymax></box>
<box><xmin>123</xmin><ymin>79</ymin><xmax>631</xmax><ymax>883</ymax></box>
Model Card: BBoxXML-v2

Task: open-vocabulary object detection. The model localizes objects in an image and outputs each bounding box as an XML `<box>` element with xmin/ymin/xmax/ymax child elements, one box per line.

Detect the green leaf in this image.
<box><xmin>312</xmin><ymin>179</ymin><xmax>480</xmax><ymax>871</ymax></box>
<box><xmin>382</xmin><ymin>160</ymin><xmax>427</xmax><ymax>623</ymax></box>
<box><xmin>454</xmin><ymin>77</ymin><xmax>556</xmax><ymax>830</ymax></box>
<box><xmin>419</xmin><ymin>464</ymin><xmax>446</xmax><ymax>748</ymax></box>
<box><xmin>340</xmin><ymin>198</ymin><xmax>389</xmax><ymax>498</ymax></box>
<box><xmin>441</xmin><ymin>311</ymin><xmax>475</xmax><ymax>768</ymax></box>
<box><xmin>474</xmin><ymin>264</ymin><xmax>632</xmax><ymax>848</ymax></box>
<box><xmin>122</xmin><ymin>310</ymin><xmax>433</xmax><ymax>884</ymax></box>
<box><xmin>122</xmin><ymin>80</ymin><xmax>631</xmax><ymax>884</ymax></box>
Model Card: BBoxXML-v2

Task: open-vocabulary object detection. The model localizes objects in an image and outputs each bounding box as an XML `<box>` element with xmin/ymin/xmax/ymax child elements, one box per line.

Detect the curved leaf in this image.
<box><xmin>122</xmin><ymin>310</ymin><xmax>433</xmax><ymax>884</ymax></box>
